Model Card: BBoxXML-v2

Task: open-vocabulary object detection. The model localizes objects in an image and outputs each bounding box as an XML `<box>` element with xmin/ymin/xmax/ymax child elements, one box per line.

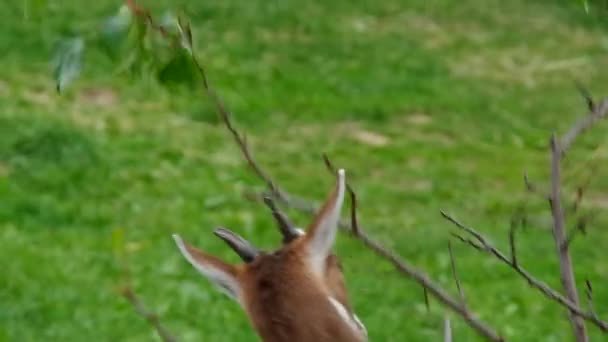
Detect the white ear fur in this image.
<box><xmin>173</xmin><ymin>234</ymin><xmax>241</xmax><ymax>301</ymax></box>
<box><xmin>307</xmin><ymin>169</ymin><xmax>346</xmax><ymax>276</ymax></box>
<box><xmin>328</xmin><ymin>296</ymin><xmax>368</xmax><ymax>340</ymax></box>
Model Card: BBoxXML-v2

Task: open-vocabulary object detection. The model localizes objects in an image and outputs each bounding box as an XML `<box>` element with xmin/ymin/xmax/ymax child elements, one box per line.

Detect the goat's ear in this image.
<box><xmin>304</xmin><ymin>169</ymin><xmax>346</xmax><ymax>276</ymax></box>
<box><xmin>173</xmin><ymin>234</ymin><xmax>241</xmax><ymax>301</ymax></box>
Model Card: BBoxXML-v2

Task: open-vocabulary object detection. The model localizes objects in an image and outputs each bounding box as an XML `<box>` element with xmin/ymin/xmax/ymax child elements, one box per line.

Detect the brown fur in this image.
<box><xmin>177</xmin><ymin>171</ymin><xmax>364</xmax><ymax>341</ymax></box>
<box><xmin>239</xmin><ymin>238</ymin><xmax>363</xmax><ymax>342</ymax></box>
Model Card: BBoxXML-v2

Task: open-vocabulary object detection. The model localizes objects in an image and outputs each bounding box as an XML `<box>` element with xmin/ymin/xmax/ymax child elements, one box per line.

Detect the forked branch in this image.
<box><xmin>550</xmin><ymin>135</ymin><xmax>588</xmax><ymax>341</ymax></box>
<box><xmin>441</xmin><ymin>211</ymin><xmax>608</xmax><ymax>332</ymax></box>
<box><xmin>560</xmin><ymin>95</ymin><xmax>608</xmax><ymax>153</ymax></box>
<box><xmin>442</xmin><ymin>89</ymin><xmax>608</xmax><ymax>339</ymax></box>
<box><xmin>124</xmin><ymin>2</ymin><xmax>607</xmax><ymax>339</ymax></box>
<box><xmin>184</xmin><ymin>19</ymin><xmax>503</xmax><ymax>342</ymax></box>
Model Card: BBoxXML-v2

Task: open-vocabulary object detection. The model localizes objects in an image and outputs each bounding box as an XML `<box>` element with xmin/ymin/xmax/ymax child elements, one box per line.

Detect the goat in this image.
<box><xmin>173</xmin><ymin>169</ymin><xmax>367</xmax><ymax>341</ymax></box>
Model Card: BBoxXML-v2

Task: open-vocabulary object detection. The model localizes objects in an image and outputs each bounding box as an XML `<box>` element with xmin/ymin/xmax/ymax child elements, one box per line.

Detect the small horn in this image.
<box><xmin>213</xmin><ymin>227</ymin><xmax>259</xmax><ymax>263</ymax></box>
<box><xmin>263</xmin><ymin>195</ymin><xmax>300</xmax><ymax>243</ymax></box>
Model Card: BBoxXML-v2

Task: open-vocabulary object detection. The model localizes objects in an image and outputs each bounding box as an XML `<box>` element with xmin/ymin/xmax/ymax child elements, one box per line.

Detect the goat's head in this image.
<box><xmin>173</xmin><ymin>169</ymin><xmax>367</xmax><ymax>341</ymax></box>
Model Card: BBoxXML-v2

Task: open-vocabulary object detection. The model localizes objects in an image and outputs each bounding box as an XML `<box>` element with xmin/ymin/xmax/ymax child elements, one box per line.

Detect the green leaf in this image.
<box><xmin>52</xmin><ymin>37</ymin><xmax>85</xmax><ymax>93</ymax></box>
<box><xmin>157</xmin><ymin>50</ymin><xmax>197</xmax><ymax>87</ymax></box>
<box><xmin>99</xmin><ymin>5</ymin><xmax>133</xmax><ymax>60</ymax></box>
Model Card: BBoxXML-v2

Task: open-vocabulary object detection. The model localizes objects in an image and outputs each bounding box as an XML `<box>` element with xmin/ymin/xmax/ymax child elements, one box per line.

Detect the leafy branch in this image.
<box><xmin>51</xmin><ymin>3</ymin><xmax>197</xmax><ymax>92</ymax></box>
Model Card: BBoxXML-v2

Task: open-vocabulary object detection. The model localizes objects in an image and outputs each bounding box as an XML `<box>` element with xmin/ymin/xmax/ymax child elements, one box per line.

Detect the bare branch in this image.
<box><xmin>441</xmin><ymin>211</ymin><xmax>608</xmax><ymax>332</ymax></box>
<box><xmin>119</xmin><ymin>2</ymin><xmax>608</xmax><ymax>341</ymax></box>
<box><xmin>450</xmin><ymin>232</ymin><xmax>485</xmax><ymax>252</ymax></box>
<box><xmin>575</xmin><ymin>82</ymin><xmax>595</xmax><ymax>112</ymax></box>
<box><xmin>423</xmin><ymin>287</ymin><xmax>430</xmax><ymax>313</ymax></box>
<box><xmin>125</xmin><ymin>0</ymin><xmax>181</xmax><ymax>47</ymax></box>
<box><xmin>523</xmin><ymin>170</ymin><xmax>549</xmax><ymax>199</ymax></box>
<box><xmin>345</xmin><ymin>222</ymin><xmax>503</xmax><ymax>341</ymax></box>
<box><xmin>267</xmin><ymin>189</ymin><xmax>504</xmax><ymax>341</ymax></box>
<box><xmin>126</xmin><ymin>0</ymin><xmax>291</xmax><ymax>205</ymax></box>
<box><xmin>560</xmin><ymin>97</ymin><xmax>608</xmax><ymax>154</ymax></box>
<box><xmin>121</xmin><ymin>287</ymin><xmax>177</xmax><ymax>342</ymax></box>
<box><xmin>585</xmin><ymin>280</ymin><xmax>596</xmax><ymax>316</ymax></box>
<box><xmin>564</xmin><ymin>213</ymin><xmax>593</xmax><ymax>250</ymax></box>
<box><xmin>508</xmin><ymin>220</ymin><xmax>518</xmax><ymax>267</ymax></box>
<box><xmin>567</xmin><ymin>163</ymin><xmax>597</xmax><ymax>215</ymax></box>
<box><xmin>550</xmin><ymin>135</ymin><xmax>588</xmax><ymax>342</ymax></box>
<box><xmin>244</xmin><ymin>153</ymin><xmax>504</xmax><ymax>340</ymax></box>
<box><xmin>448</xmin><ymin>241</ymin><xmax>466</xmax><ymax>306</ymax></box>
<box><xmin>572</xmin><ymin>187</ymin><xmax>585</xmax><ymax>214</ymax></box>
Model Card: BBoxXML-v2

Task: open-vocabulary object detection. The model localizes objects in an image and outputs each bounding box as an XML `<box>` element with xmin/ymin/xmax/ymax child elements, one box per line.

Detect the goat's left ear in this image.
<box><xmin>173</xmin><ymin>234</ymin><xmax>242</xmax><ymax>301</ymax></box>
<box><xmin>304</xmin><ymin>169</ymin><xmax>346</xmax><ymax>276</ymax></box>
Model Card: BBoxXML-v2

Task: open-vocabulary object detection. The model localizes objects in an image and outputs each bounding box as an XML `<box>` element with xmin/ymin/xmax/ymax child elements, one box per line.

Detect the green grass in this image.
<box><xmin>2</xmin><ymin>0</ymin><xmax>608</xmax><ymax>340</ymax></box>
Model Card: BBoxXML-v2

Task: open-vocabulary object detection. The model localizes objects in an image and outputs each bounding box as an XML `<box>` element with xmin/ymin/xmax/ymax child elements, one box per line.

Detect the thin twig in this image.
<box><xmin>121</xmin><ymin>287</ymin><xmax>178</xmax><ymax>342</ymax></box>
<box><xmin>575</xmin><ymin>82</ymin><xmax>595</xmax><ymax>112</ymax></box>
<box><xmin>448</xmin><ymin>241</ymin><xmax>466</xmax><ymax>306</ymax></box>
<box><xmin>508</xmin><ymin>220</ymin><xmax>518</xmax><ymax>267</ymax></box>
<box><xmin>262</xmin><ymin>190</ymin><xmax>504</xmax><ymax>341</ymax></box>
<box><xmin>450</xmin><ymin>232</ymin><xmax>485</xmax><ymax>252</ymax></box>
<box><xmin>441</xmin><ymin>211</ymin><xmax>608</xmax><ymax>332</ymax></box>
<box><xmin>585</xmin><ymin>280</ymin><xmax>596</xmax><ymax>316</ymax></box>
<box><xmin>550</xmin><ymin>135</ymin><xmax>588</xmax><ymax>342</ymax></box>
<box><xmin>423</xmin><ymin>287</ymin><xmax>430</xmax><ymax>313</ymax></box>
<box><xmin>124</xmin><ymin>3</ymin><xmax>606</xmax><ymax>339</ymax></box>
<box><xmin>560</xmin><ymin>97</ymin><xmax>608</xmax><ymax>154</ymax></box>
<box><xmin>563</xmin><ymin>214</ymin><xmax>592</xmax><ymax>250</ymax></box>
<box><xmin>125</xmin><ymin>0</ymin><xmax>180</xmax><ymax>47</ymax></box>
<box><xmin>572</xmin><ymin>187</ymin><xmax>585</xmax><ymax>214</ymax></box>
<box><xmin>523</xmin><ymin>170</ymin><xmax>549</xmax><ymax>199</ymax></box>
<box><xmin>126</xmin><ymin>0</ymin><xmax>292</xmax><ymax>204</ymax></box>
<box><xmin>189</xmin><ymin>23</ymin><xmax>506</xmax><ymax>342</ymax></box>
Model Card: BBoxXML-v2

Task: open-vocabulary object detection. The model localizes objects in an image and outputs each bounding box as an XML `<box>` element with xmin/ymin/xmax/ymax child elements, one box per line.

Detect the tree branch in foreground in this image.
<box><xmin>182</xmin><ymin>17</ymin><xmax>503</xmax><ymax>340</ymax></box>
<box><xmin>442</xmin><ymin>91</ymin><xmax>608</xmax><ymax>339</ymax></box>
<box><xmin>448</xmin><ymin>241</ymin><xmax>467</xmax><ymax>306</ymax></box>
<box><xmin>441</xmin><ymin>211</ymin><xmax>608</xmax><ymax>332</ymax></box>
<box><xmin>549</xmin><ymin>135</ymin><xmax>588</xmax><ymax>342</ymax></box>
<box><xmin>125</xmin><ymin>2</ymin><xmax>607</xmax><ymax>339</ymax></box>
<box><xmin>121</xmin><ymin>287</ymin><xmax>178</xmax><ymax>342</ymax></box>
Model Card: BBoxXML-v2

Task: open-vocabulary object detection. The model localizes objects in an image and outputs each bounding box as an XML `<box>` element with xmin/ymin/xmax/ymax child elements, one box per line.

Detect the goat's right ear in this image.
<box><xmin>173</xmin><ymin>234</ymin><xmax>241</xmax><ymax>301</ymax></box>
<box><xmin>304</xmin><ymin>169</ymin><xmax>346</xmax><ymax>276</ymax></box>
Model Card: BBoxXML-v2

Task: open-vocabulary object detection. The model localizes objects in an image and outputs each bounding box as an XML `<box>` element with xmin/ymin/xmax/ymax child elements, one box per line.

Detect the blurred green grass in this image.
<box><xmin>1</xmin><ymin>0</ymin><xmax>608</xmax><ymax>341</ymax></box>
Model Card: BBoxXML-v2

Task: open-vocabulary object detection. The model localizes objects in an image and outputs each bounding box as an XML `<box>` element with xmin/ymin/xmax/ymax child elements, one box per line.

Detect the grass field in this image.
<box><xmin>2</xmin><ymin>0</ymin><xmax>608</xmax><ymax>341</ymax></box>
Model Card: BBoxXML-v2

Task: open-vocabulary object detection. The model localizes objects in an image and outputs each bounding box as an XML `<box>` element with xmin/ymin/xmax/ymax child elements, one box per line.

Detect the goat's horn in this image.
<box><xmin>263</xmin><ymin>195</ymin><xmax>300</xmax><ymax>243</ymax></box>
<box><xmin>213</xmin><ymin>227</ymin><xmax>259</xmax><ymax>263</ymax></box>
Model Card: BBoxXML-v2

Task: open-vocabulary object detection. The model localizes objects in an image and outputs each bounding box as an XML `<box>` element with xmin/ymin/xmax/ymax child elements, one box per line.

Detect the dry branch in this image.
<box><xmin>442</xmin><ymin>89</ymin><xmax>608</xmax><ymax>340</ymax></box>
<box><xmin>121</xmin><ymin>287</ymin><xmax>178</xmax><ymax>342</ymax></box>
<box><xmin>254</xmin><ymin>170</ymin><xmax>504</xmax><ymax>340</ymax></box>
<box><xmin>549</xmin><ymin>135</ymin><xmax>588</xmax><ymax>342</ymax></box>
<box><xmin>182</xmin><ymin>24</ymin><xmax>504</xmax><ymax>340</ymax></box>
<box><xmin>523</xmin><ymin>170</ymin><xmax>549</xmax><ymax>199</ymax></box>
<box><xmin>319</xmin><ymin>154</ymin><xmax>499</xmax><ymax>339</ymax></box>
<box><xmin>448</xmin><ymin>241</ymin><xmax>466</xmax><ymax>306</ymax></box>
<box><xmin>560</xmin><ymin>98</ymin><xmax>608</xmax><ymax>153</ymax></box>
<box><xmin>441</xmin><ymin>211</ymin><xmax>608</xmax><ymax>332</ymax></box>
<box><xmin>125</xmin><ymin>2</ymin><xmax>607</xmax><ymax>339</ymax></box>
